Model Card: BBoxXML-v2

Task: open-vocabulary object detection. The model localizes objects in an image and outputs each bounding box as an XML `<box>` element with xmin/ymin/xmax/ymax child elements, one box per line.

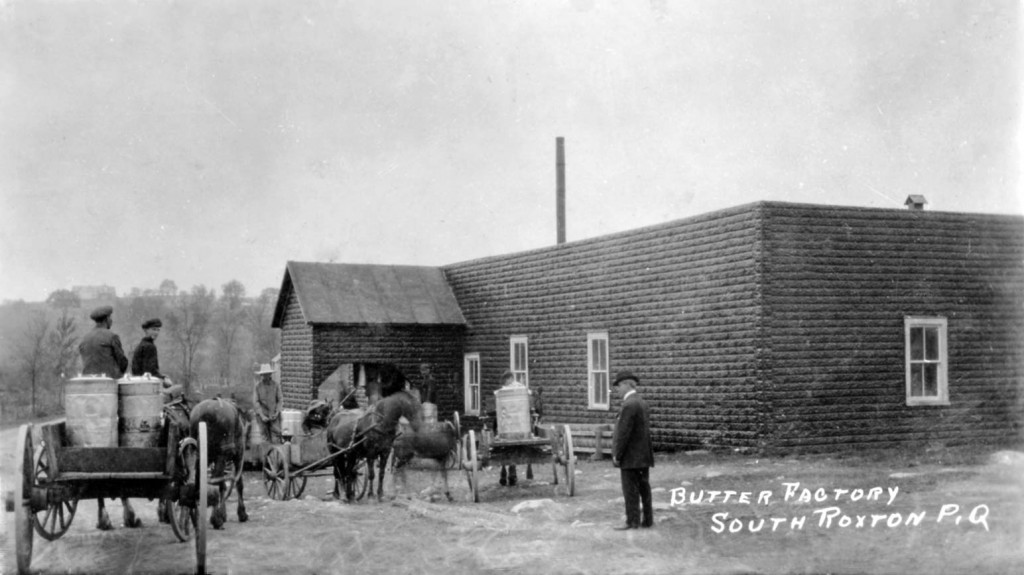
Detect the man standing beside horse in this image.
<box><xmin>253</xmin><ymin>363</ymin><xmax>283</xmax><ymax>443</ymax></box>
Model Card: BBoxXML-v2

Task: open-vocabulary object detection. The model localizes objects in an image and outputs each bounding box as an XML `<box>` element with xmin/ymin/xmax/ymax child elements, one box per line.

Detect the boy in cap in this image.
<box><xmin>79</xmin><ymin>305</ymin><xmax>129</xmax><ymax>378</ymax></box>
<box><xmin>611</xmin><ymin>370</ymin><xmax>654</xmax><ymax>530</ymax></box>
<box><xmin>131</xmin><ymin>317</ymin><xmax>181</xmax><ymax>402</ymax></box>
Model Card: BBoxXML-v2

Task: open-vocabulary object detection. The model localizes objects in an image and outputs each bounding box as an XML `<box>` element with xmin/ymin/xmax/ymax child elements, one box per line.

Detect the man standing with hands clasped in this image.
<box><xmin>611</xmin><ymin>370</ymin><xmax>654</xmax><ymax>530</ymax></box>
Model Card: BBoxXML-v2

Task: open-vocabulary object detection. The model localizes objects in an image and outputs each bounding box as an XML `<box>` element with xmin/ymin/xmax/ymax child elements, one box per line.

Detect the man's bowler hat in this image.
<box><xmin>613</xmin><ymin>370</ymin><xmax>640</xmax><ymax>386</ymax></box>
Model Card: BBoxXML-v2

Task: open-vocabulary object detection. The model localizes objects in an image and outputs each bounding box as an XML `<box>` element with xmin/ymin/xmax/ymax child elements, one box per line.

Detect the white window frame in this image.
<box><xmin>463</xmin><ymin>353</ymin><xmax>481</xmax><ymax>416</ymax></box>
<box><xmin>510</xmin><ymin>336</ymin><xmax>529</xmax><ymax>386</ymax></box>
<box><xmin>904</xmin><ymin>317</ymin><xmax>949</xmax><ymax>406</ymax></box>
<box><xmin>587</xmin><ymin>331</ymin><xmax>610</xmax><ymax>410</ymax></box>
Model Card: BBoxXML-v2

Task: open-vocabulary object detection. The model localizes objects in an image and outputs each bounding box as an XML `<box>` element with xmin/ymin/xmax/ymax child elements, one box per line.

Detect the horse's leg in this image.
<box><xmin>376</xmin><ymin>452</ymin><xmax>388</xmax><ymax>502</ymax></box>
<box><xmin>440</xmin><ymin>461</ymin><xmax>452</xmax><ymax>502</ymax></box>
<box><xmin>235</xmin><ymin>452</ymin><xmax>248</xmax><ymax>523</ymax></box>
<box><xmin>211</xmin><ymin>458</ymin><xmax>227</xmax><ymax>529</ymax></box>
<box><xmin>97</xmin><ymin>498</ymin><xmax>113</xmax><ymax>530</ymax></box>
<box><xmin>122</xmin><ymin>498</ymin><xmax>142</xmax><ymax>528</ymax></box>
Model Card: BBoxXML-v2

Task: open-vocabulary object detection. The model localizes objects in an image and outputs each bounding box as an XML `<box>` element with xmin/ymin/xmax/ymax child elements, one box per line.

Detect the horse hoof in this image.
<box><xmin>126</xmin><ymin>519</ymin><xmax>143</xmax><ymax>528</ymax></box>
<box><xmin>239</xmin><ymin>512</ymin><xmax>249</xmax><ymax>523</ymax></box>
<box><xmin>97</xmin><ymin>522</ymin><xmax>113</xmax><ymax>531</ymax></box>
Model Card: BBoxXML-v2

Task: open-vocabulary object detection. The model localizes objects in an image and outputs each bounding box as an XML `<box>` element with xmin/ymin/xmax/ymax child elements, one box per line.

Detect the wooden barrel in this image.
<box><xmin>65</xmin><ymin>376</ymin><xmax>118</xmax><ymax>447</ymax></box>
<box><xmin>118</xmin><ymin>377</ymin><xmax>163</xmax><ymax>447</ymax></box>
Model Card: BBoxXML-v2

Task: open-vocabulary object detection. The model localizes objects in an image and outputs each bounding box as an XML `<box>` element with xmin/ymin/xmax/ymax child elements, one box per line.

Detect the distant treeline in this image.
<box><xmin>0</xmin><ymin>280</ymin><xmax>279</xmax><ymax>423</ymax></box>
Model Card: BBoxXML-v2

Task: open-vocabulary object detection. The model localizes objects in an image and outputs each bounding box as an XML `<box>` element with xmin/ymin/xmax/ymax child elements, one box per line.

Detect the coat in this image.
<box><xmin>79</xmin><ymin>326</ymin><xmax>129</xmax><ymax>379</ymax></box>
<box><xmin>612</xmin><ymin>391</ymin><xmax>654</xmax><ymax>469</ymax></box>
<box><xmin>131</xmin><ymin>336</ymin><xmax>163</xmax><ymax>378</ymax></box>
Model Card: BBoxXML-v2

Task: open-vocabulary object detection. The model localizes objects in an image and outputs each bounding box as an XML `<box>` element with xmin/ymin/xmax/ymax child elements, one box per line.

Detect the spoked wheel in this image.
<box><xmin>15</xmin><ymin>424</ymin><xmax>35</xmax><ymax>574</ymax></box>
<box><xmin>262</xmin><ymin>446</ymin><xmax>287</xmax><ymax>500</ymax></box>
<box><xmin>351</xmin><ymin>459</ymin><xmax>369</xmax><ymax>501</ymax></box>
<box><xmin>32</xmin><ymin>440</ymin><xmax>77</xmax><ymax>540</ymax></box>
<box><xmin>168</xmin><ymin>439</ymin><xmax>199</xmax><ymax>542</ymax></box>
<box><xmin>464</xmin><ymin>430</ymin><xmax>479</xmax><ymax>503</ymax></box>
<box><xmin>196</xmin><ymin>422</ymin><xmax>209</xmax><ymax>575</ymax></box>
<box><xmin>287</xmin><ymin>468</ymin><xmax>307</xmax><ymax>500</ymax></box>
<box><xmin>561</xmin><ymin>425</ymin><xmax>576</xmax><ymax>497</ymax></box>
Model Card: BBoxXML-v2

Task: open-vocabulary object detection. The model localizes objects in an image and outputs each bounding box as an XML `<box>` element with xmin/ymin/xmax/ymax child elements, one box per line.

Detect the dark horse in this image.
<box><xmin>391</xmin><ymin>419</ymin><xmax>460</xmax><ymax>501</ymax></box>
<box><xmin>189</xmin><ymin>398</ymin><xmax>250</xmax><ymax>528</ymax></box>
<box><xmin>327</xmin><ymin>367</ymin><xmax>422</xmax><ymax>502</ymax></box>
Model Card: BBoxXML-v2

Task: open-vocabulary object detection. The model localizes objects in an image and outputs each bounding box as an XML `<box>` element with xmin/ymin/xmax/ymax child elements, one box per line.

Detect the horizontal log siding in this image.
<box><xmin>280</xmin><ymin>289</ymin><xmax>314</xmax><ymax>410</ymax></box>
<box><xmin>444</xmin><ymin>204</ymin><xmax>766</xmax><ymax>451</ymax></box>
<box><xmin>761</xmin><ymin>204</ymin><xmax>1024</xmax><ymax>451</ymax></box>
<box><xmin>312</xmin><ymin>325</ymin><xmax>465</xmax><ymax>421</ymax></box>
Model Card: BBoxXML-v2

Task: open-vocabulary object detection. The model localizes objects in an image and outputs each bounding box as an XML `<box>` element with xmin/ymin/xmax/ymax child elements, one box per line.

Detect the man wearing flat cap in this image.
<box><xmin>611</xmin><ymin>370</ymin><xmax>654</xmax><ymax>530</ymax></box>
<box><xmin>79</xmin><ymin>305</ymin><xmax>129</xmax><ymax>379</ymax></box>
<box><xmin>132</xmin><ymin>318</ymin><xmax>165</xmax><ymax>379</ymax></box>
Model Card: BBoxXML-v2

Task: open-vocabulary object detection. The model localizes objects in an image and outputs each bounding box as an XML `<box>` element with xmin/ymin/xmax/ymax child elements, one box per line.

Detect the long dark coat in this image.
<box><xmin>612</xmin><ymin>391</ymin><xmax>654</xmax><ymax>469</ymax></box>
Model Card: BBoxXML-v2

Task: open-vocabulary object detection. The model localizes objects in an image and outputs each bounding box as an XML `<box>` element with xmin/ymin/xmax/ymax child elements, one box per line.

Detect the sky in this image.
<box><xmin>0</xmin><ymin>0</ymin><xmax>1020</xmax><ymax>303</ymax></box>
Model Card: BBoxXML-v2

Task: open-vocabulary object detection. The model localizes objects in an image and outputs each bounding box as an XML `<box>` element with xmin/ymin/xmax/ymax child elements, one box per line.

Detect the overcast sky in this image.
<box><xmin>1</xmin><ymin>0</ymin><xmax>1020</xmax><ymax>303</ymax></box>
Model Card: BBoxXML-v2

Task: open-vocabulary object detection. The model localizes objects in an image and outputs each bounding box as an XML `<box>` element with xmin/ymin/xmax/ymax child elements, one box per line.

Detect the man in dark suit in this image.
<box><xmin>79</xmin><ymin>305</ymin><xmax>128</xmax><ymax>379</ymax></box>
<box><xmin>611</xmin><ymin>370</ymin><xmax>654</xmax><ymax>530</ymax></box>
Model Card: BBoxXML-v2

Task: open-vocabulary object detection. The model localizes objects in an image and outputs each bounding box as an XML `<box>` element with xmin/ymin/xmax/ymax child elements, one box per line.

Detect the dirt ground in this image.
<box><xmin>3</xmin><ymin>422</ymin><xmax>1023</xmax><ymax>575</ymax></box>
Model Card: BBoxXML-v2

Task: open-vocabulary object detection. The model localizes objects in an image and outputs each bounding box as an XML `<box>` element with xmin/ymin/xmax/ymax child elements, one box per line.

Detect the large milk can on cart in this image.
<box><xmin>461</xmin><ymin>384</ymin><xmax>576</xmax><ymax>502</ymax></box>
<box><xmin>7</xmin><ymin>375</ymin><xmax>213</xmax><ymax>575</ymax></box>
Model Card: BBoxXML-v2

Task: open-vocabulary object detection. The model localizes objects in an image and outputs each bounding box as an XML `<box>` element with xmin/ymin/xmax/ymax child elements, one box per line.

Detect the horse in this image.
<box><xmin>327</xmin><ymin>388</ymin><xmax>422</xmax><ymax>502</ymax></box>
<box><xmin>189</xmin><ymin>397</ymin><xmax>250</xmax><ymax>529</ymax></box>
<box><xmin>391</xmin><ymin>419</ymin><xmax>460</xmax><ymax>501</ymax></box>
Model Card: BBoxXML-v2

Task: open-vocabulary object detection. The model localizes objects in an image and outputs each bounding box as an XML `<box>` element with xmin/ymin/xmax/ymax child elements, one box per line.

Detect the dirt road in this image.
<box><xmin>3</xmin><ymin>422</ymin><xmax>1023</xmax><ymax>574</ymax></box>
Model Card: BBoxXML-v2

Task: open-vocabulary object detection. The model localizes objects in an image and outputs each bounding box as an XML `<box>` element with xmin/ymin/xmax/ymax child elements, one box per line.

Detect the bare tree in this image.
<box><xmin>15</xmin><ymin>311</ymin><xmax>51</xmax><ymax>416</ymax></box>
<box><xmin>246</xmin><ymin>287</ymin><xmax>279</xmax><ymax>363</ymax></box>
<box><xmin>47</xmin><ymin>289</ymin><xmax>81</xmax><ymax>384</ymax></box>
<box><xmin>165</xmin><ymin>285</ymin><xmax>215</xmax><ymax>394</ymax></box>
<box><xmin>214</xmin><ymin>280</ymin><xmax>246</xmax><ymax>382</ymax></box>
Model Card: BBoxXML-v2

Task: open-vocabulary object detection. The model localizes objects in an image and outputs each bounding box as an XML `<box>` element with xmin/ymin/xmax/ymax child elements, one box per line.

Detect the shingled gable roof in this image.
<box><xmin>270</xmin><ymin>261</ymin><xmax>466</xmax><ymax>327</ymax></box>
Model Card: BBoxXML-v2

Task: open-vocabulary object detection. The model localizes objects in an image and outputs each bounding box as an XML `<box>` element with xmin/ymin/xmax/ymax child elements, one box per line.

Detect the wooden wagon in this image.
<box><xmin>261</xmin><ymin>420</ymin><xmax>370</xmax><ymax>501</ymax></box>
<box><xmin>461</xmin><ymin>423</ymin><xmax>576</xmax><ymax>503</ymax></box>
<box><xmin>8</xmin><ymin>419</ymin><xmax>211</xmax><ymax>575</ymax></box>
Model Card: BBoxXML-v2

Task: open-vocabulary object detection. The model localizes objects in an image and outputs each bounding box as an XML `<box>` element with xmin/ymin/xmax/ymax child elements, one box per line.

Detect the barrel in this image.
<box><xmin>65</xmin><ymin>376</ymin><xmax>118</xmax><ymax>447</ymax></box>
<box><xmin>495</xmin><ymin>385</ymin><xmax>532</xmax><ymax>439</ymax></box>
<box><xmin>248</xmin><ymin>416</ymin><xmax>266</xmax><ymax>447</ymax></box>
<box><xmin>281</xmin><ymin>409</ymin><xmax>304</xmax><ymax>438</ymax></box>
<box><xmin>118</xmin><ymin>376</ymin><xmax>163</xmax><ymax>447</ymax></box>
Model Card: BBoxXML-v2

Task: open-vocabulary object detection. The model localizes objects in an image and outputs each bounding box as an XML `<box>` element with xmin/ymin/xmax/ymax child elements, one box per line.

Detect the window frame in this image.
<box><xmin>904</xmin><ymin>316</ymin><xmax>949</xmax><ymax>406</ymax></box>
<box><xmin>587</xmin><ymin>331</ymin><xmax>610</xmax><ymax>410</ymax></box>
<box><xmin>463</xmin><ymin>353</ymin><xmax>481</xmax><ymax>416</ymax></box>
<box><xmin>510</xmin><ymin>335</ymin><xmax>529</xmax><ymax>386</ymax></box>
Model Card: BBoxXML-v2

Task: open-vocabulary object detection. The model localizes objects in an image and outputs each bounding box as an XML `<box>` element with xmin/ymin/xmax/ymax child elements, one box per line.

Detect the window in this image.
<box><xmin>510</xmin><ymin>336</ymin><xmax>529</xmax><ymax>386</ymax></box>
<box><xmin>464</xmin><ymin>353</ymin><xmax>481</xmax><ymax>416</ymax></box>
<box><xmin>904</xmin><ymin>317</ymin><xmax>949</xmax><ymax>406</ymax></box>
<box><xmin>588</xmin><ymin>332</ymin><xmax>610</xmax><ymax>409</ymax></box>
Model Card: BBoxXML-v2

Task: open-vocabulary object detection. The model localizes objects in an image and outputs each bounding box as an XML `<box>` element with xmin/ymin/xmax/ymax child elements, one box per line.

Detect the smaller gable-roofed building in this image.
<box><xmin>271</xmin><ymin>261</ymin><xmax>466</xmax><ymax>411</ymax></box>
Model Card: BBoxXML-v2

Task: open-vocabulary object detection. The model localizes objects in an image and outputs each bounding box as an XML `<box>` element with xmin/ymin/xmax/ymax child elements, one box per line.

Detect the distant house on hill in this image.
<box><xmin>272</xmin><ymin>201</ymin><xmax>1024</xmax><ymax>452</ymax></box>
<box><xmin>72</xmin><ymin>285</ymin><xmax>117</xmax><ymax>301</ymax></box>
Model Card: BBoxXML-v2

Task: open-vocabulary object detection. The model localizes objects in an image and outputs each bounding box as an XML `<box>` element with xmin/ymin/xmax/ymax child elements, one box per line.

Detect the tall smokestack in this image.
<box><xmin>556</xmin><ymin>137</ymin><xmax>566</xmax><ymax>245</ymax></box>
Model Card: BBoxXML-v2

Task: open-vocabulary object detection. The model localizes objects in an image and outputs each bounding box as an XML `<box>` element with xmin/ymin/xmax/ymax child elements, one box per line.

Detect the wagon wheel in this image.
<box><xmin>262</xmin><ymin>445</ymin><xmax>288</xmax><ymax>500</ymax></box>
<box><xmin>286</xmin><ymin>461</ymin><xmax>307</xmax><ymax>500</ymax></box>
<box><xmin>561</xmin><ymin>425</ymin><xmax>576</xmax><ymax>497</ymax></box>
<box><xmin>463</xmin><ymin>430</ymin><xmax>479</xmax><ymax>503</ymax></box>
<box><xmin>32</xmin><ymin>440</ymin><xmax>77</xmax><ymax>540</ymax></box>
<box><xmin>350</xmin><ymin>459</ymin><xmax>370</xmax><ymax>501</ymax></box>
<box><xmin>196</xmin><ymin>422</ymin><xmax>209</xmax><ymax>575</ymax></box>
<box><xmin>168</xmin><ymin>439</ymin><xmax>200</xmax><ymax>542</ymax></box>
<box><xmin>445</xmin><ymin>412</ymin><xmax>462</xmax><ymax>470</ymax></box>
<box><xmin>15</xmin><ymin>424</ymin><xmax>35</xmax><ymax>574</ymax></box>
